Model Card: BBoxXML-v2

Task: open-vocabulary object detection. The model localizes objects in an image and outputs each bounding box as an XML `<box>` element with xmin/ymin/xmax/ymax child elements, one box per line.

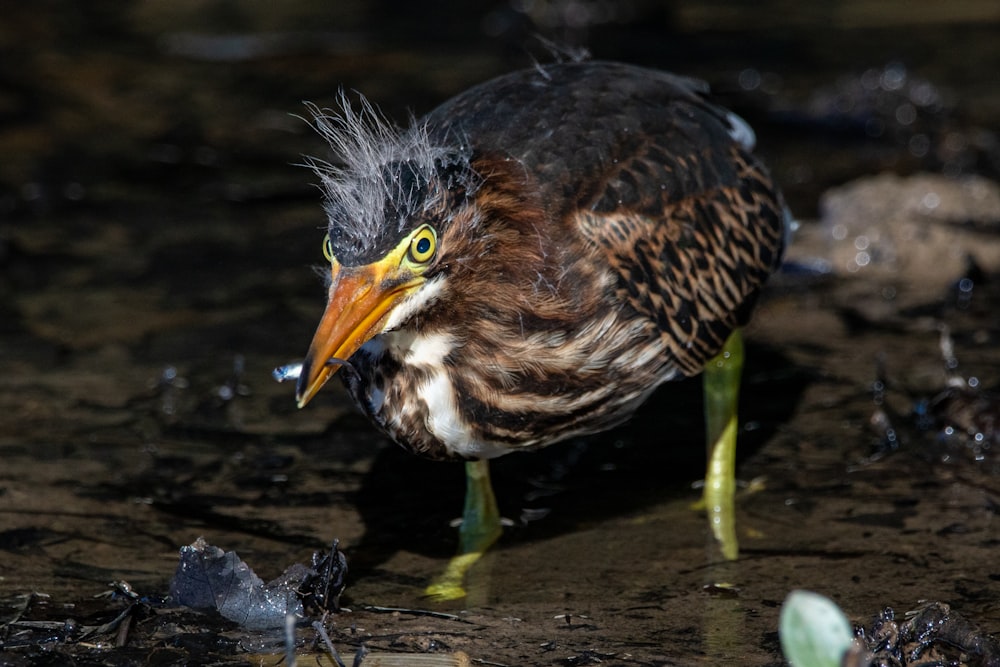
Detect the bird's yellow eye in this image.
<box><xmin>322</xmin><ymin>233</ymin><xmax>334</xmax><ymax>263</ymax></box>
<box><xmin>408</xmin><ymin>225</ymin><xmax>437</xmax><ymax>264</ymax></box>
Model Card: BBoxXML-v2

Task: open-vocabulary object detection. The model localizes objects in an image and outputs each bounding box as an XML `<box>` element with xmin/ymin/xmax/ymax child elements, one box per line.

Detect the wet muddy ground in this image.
<box><xmin>2</xmin><ymin>2</ymin><xmax>999</xmax><ymax>665</ymax></box>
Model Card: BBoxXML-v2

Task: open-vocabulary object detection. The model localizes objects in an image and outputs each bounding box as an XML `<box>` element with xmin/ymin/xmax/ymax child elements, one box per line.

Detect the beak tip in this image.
<box><xmin>294</xmin><ymin>359</ymin><xmax>313</xmax><ymax>408</ymax></box>
<box><xmin>295</xmin><ymin>386</ymin><xmax>317</xmax><ymax>409</ymax></box>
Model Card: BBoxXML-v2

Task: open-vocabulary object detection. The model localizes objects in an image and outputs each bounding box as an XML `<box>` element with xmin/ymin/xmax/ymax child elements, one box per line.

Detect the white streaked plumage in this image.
<box><xmin>382</xmin><ymin>274</ymin><xmax>446</xmax><ymax>334</ymax></box>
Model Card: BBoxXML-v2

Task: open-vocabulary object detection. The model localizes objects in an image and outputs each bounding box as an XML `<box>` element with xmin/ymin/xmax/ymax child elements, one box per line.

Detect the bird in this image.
<box><xmin>287</xmin><ymin>60</ymin><xmax>787</xmax><ymax>600</ymax></box>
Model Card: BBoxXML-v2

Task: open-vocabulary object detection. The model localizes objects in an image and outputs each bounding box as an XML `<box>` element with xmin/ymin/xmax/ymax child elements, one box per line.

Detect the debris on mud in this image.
<box><xmin>170</xmin><ymin>537</ymin><xmax>347</xmax><ymax>630</ymax></box>
<box><xmin>848</xmin><ymin>602</ymin><xmax>1000</xmax><ymax>667</ymax></box>
<box><xmin>867</xmin><ymin>325</ymin><xmax>999</xmax><ymax>459</ymax></box>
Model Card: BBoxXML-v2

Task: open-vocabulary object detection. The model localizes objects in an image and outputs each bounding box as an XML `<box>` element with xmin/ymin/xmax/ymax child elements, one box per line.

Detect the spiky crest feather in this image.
<box><xmin>303</xmin><ymin>93</ymin><xmax>475</xmax><ymax>265</ymax></box>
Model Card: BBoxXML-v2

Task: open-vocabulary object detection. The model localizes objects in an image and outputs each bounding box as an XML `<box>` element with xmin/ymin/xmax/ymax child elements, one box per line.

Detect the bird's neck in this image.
<box><xmin>345</xmin><ymin>328</ymin><xmax>510</xmax><ymax>461</ymax></box>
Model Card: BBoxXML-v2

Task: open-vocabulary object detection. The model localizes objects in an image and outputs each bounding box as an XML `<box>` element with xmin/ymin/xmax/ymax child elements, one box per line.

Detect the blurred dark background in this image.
<box><xmin>2</xmin><ymin>0</ymin><xmax>998</xmax><ymax>227</ymax></box>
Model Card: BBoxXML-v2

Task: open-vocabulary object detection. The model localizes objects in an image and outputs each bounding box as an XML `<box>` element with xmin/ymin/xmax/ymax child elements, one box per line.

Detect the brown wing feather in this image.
<box><xmin>577</xmin><ymin>143</ymin><xmax>785</xmax><ymax>376</ymax></box>
<box><xmin>423</xmin><ymin>60</ymin><xmax>786</xmax><ymax>376</ymax></box>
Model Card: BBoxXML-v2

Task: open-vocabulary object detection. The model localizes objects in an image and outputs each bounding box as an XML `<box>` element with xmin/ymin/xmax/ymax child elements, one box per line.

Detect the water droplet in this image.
<box><xmin>738</xmin><ymin>68</ymin><xmax>761</xmax><ymax>91</ymax></box>
<box><xmin>861</xmin><ymin>68</ymin><xmax>881</xmax><ymax>91</ymax></box>
<box><xmin>881</xmin><ymin>63</ymin><xmax>907</xmax><ymax>91</ymax></box>
<box><xmin>909</xmin><ymin>81</ymin><xmax>939</xmax><ymax>107</ymax></box>
<box><xmin>895</xmin><ymin>103</ymin><xmax>917</xmax><ymax>125</ymax></box>
<box><xmin>909</xmin><ymin>134</ymin><xmax>930</xmax><ymax>158</ymax></box>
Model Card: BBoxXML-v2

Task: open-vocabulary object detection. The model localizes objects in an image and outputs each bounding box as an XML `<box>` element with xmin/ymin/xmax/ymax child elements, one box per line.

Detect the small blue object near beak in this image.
<box><xmin>272</xmin><ymin>362</ymin><xmax>303</xmax><ymax>383</ymax></box>
<box><xmin>272</xmin><ymin>357</ymin><xmax>356</xmax><ymax>383</ymax></box>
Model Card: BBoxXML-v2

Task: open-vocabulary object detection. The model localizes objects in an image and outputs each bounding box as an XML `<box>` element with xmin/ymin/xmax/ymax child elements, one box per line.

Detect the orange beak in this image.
<box><xmin>295</xmin><ymin>261</ymin><xmax>419</xmax><ymax>408</ymax></box>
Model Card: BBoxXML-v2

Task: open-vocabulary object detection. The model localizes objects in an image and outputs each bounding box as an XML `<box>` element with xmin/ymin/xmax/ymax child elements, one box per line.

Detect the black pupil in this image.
<box><xmin>415</xmin><ymin>237</ymin><xmax>431</xmax><ymax>255</ymax></box>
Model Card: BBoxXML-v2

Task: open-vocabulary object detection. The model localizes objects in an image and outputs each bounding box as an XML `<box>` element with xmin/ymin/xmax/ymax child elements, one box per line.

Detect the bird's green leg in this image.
<box><xmin>700</xmin><ymin>328</ymin><xmax>743</xmax><ymax>561</ymax></box>
<box><xmin>424</xmin><ymin>459</ymin><xmax>503</xmax><ymax>601</ymax></box>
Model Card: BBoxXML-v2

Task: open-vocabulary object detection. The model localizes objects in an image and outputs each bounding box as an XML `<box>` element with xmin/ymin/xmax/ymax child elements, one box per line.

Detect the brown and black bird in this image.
<box><xmin>286</xmin><ymin>61</ymin><xmax>786</xmax><ymax>599</ymax></box>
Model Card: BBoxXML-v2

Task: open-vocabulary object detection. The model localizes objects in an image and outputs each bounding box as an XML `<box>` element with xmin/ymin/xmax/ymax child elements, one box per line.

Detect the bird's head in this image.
<box><xmin>294</xmin><ymin>96</ymin><xmax>482</xmax><ymax>408</ymax></box>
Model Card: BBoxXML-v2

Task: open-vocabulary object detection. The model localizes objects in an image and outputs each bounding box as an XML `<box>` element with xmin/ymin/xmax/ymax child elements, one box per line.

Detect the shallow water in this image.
<box><xmin>1</xmin><ymin>2</ymin><xmax>999</xmax><ymax>665</ymax></box>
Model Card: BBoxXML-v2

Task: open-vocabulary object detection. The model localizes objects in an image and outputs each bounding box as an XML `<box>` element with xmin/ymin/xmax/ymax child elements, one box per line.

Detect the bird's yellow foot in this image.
<box><xmin>700</xmin><ymin>415</ymin><xmax>739</xmax><ymax>560</ymax></box>
<box><xmin>695</xmin><ymin>329</ymin><xmax>744</xmax><ymax>561</ymax></box>
<box><xmin>424</xmin><ymin>552</ymin><xmax>488</xmax><ymax>602</ymax></box>
<box><xmin>425</xmin><ymin>459</ymin><xmax>503</xmax><ymax>601</ymax></box>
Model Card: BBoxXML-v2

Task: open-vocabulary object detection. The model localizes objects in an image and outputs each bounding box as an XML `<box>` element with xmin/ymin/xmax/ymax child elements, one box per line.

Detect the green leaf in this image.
<box><xmin>779</xmin><ymin>590</ymin><xmax>855</xmax><ymax>667</ymax></box>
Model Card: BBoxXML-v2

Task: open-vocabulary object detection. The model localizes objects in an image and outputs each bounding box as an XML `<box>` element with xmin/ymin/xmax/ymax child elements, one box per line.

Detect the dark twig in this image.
<box><xmin>285</xmin><ymin>612</ymin><xmax>297</xmax><ymax>667</ymax></box>
<box><xmin>361</xmin><ymin>605</ymin><xmax>470</xmax><ymax>623</ymax></box>
<box><xmin>352</xmin><ymin>643</ymin><xmax>369</xmax><ymax>667</ymax></box>
<box><xmin>313</xmin><ymin>618</ymin><xmax>347</xmax><ymax>667</ymax></box>
<box><xmin>76</xmin><ymin>603</ymin><xmax>136</xmax><ymax>641</ymax></box>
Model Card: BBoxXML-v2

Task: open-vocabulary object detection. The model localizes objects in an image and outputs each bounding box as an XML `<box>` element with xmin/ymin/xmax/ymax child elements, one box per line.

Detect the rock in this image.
<box><xmin>817</xmin><ymin>172</ymin><xmax>1000</xmax><ymax>292</ymax></box>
